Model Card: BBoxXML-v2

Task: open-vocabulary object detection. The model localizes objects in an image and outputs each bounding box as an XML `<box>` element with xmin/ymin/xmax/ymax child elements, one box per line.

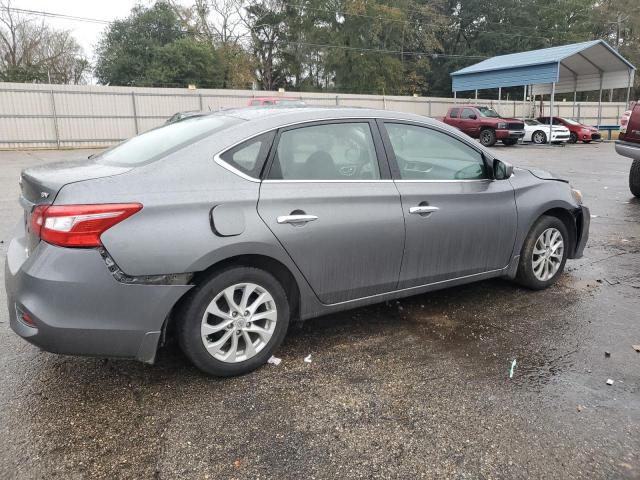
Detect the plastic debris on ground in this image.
<box><xmin>267</xmin><ymin>355</ymin><xmax>282</xmax><ymax>366</ymax></box>
<box><xmin>304</xmin><ymin>354</ymin><xmax>312</xmax><ymax>363</ymax></box>
<box><xmin>606</xmin><ymin>379</ymin><xmax>614</xmax><ymax>385</ymax></box>
<box><xmin>509</xmin><ymin>359</ymin><xmax>517</xmax><ymax>379</ymax></box>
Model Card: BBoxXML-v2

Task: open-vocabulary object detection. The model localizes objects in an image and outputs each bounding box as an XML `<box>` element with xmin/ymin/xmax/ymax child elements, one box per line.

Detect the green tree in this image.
<box><xmin>95</xmin><ymin>1</ymin><xmax>223</xmax><ymax>87</ymax></box>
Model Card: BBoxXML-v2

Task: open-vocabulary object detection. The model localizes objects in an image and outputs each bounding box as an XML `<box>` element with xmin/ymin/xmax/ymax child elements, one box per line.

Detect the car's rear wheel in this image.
<box><xmin>479</xmin><ymin>129</ymin><xmax>497</xmax><ymax>147</ymax></box>
<box><xmin>532</xmin><ymin>130</ymin><xmax>547</xmax><ymax>144</ymax></box>
<box><xmin>502</xmin><ymin>138</ymin><xmax>518</xmax><ymax>146</ymax></box>
<box><xmin>515</xmin><ymin>215</ymin><xmax>569</xmax><ymax>290</ymax></box>
<box><xmin>178</xmin><ymin>266</ymin><xmax>290</xmax><ymax>376</ymax></box>
<box><xmin>630</xmin><ymin>158</ymin><xmax>640</xmax><ymax>197</ymax></box>
<box><xmin>569</xmin><ymin>132</ymin><xmax>578</xmax><ymax>143</ymax></box>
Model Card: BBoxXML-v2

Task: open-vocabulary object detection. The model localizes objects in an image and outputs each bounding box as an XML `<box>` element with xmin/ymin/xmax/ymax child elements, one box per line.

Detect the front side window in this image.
<box><xmin>461</xmin><ymin>108</ymin><xmax>476</xmax><ymax>119</ymax></box>
<box><xmin>220</xmin><ymin>132</ymin><xmax>274</xmax><ymax>178</ymax></box>
<box><xmin>97</xmin><ymin>114</ymin><xmax>242</xmax><ymax>167</ymax></box>
<box><xmin>384</xmin><ymin>123</ymin><xmax>487</xmax><ymax>181</ymax></box>
<box><xmin>268</xmin><ymin>123</ymin><xmax>380</xmax><ymax>180</ymax></box>
<box><xmin>449</xmin><ymin>108</ymin><xmax>460</xmax><ymax>118</ymax></box>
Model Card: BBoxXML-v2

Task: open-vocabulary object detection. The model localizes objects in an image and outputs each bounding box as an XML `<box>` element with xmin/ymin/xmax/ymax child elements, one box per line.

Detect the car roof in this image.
<box><xmin>192</xmin><ymin>106</ymin><xmax>471</xmax><ymax>153</ymax></box>
<box><xmin>215</xmin><ymin>106</ymin><xmax>441</xmax><ymax>127</ymax></box>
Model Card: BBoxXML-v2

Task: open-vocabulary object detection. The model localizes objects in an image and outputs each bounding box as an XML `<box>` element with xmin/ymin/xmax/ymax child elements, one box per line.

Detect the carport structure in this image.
<box><xmin>450</xmin><ymin>40</ymin><xmax>635</xmax><ymax>143</ymax></box>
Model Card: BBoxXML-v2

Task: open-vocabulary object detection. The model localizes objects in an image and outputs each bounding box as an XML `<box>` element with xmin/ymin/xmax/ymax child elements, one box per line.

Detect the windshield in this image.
<box><xmin>477</xmin><ymin>107</ymin><xmax>501</xmax><ymax>118</ymax></box>
<box><xmin>525</xmin><ymin>119</ymin><xmax>540</xmax><ymax>126</ymax></box>
<box><xmin>563</xmin><ymin>118</ymin><xmax>581</xmax><ymax>126</ymax></box>
<box><xmin>97</xmin><ymin>115</ymin><xmax>242</xmax><ymax>166</ymax></box>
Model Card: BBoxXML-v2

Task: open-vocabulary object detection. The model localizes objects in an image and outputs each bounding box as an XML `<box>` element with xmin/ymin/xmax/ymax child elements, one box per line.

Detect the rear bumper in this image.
<box><xmin>615</xmin><ymin>140</ymin><xmax>640</xmax><ymax>160</ymax></box>
<box><xmin>571</xmin><ymin>206</ymin><xmax>590</xmax><ymax>259</ymax></box>
<box><xmin>496</xmin><ymin>129</ymin><xmax>525</xmax><ymax>139</ymax></box>
<box><xmin>4</xmin><ymin>224</ymin><xmax>191</xmax><ymax>363</ymax></box>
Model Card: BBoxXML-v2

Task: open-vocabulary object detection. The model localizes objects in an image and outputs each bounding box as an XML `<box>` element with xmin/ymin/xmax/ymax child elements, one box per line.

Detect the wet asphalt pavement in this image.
<box><xmin>0</xmin><ymin>143</ymin><xmax>639</xmax><ymax>479</ymax></box>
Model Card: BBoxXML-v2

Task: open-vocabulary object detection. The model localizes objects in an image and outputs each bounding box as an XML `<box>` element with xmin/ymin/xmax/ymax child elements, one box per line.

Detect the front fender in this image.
<box><xmin>509</xmin><ymin>169</ymin><xmax>583</xmax><ymax>259</ymax></box>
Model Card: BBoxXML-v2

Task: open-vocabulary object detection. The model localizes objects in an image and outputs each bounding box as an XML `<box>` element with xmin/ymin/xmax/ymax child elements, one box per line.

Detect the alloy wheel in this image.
<box><xmin>533</xmin><ymin>131</ymin><xmax>546</xmax><ymax>144</ymax></box>
<box><xmin>200</xmin><ymin>282</ymin><xmax>277</xmax><ymax>363</ymax></box>
<box><xmin>532</xmin><ymin>227</ymin><xmax>564</xmax><ymax>281</ymax></box>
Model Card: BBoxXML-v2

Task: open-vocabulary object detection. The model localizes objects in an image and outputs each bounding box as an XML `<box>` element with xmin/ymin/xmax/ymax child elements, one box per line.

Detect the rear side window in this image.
<box><xmin>268</xmin><ymin>123</ymin><xmax>380</xmax><ymax>180</ymax></box>
<box><xmin>384</xmin><ymin>123</ymin><xmax>487</xmax><ymax>180</ymax></box>
<box><xmin>449</xmin><ymin>108</ymin><xmax>460</xmax><ymax>118</ymax></box>
<box><xmin>219</xmin><ymin>132</ymin><xmax>275</xmax><ymax>178</ymax></box>
<box><xmin>461</xmin><ymin>108</ymin><xmax>475</xmax><ymax>119</ymax></box>
<box><xmin>97</xmin><ymin>115</ymin><xmax>242</xmax><ymax>167</ymax></box>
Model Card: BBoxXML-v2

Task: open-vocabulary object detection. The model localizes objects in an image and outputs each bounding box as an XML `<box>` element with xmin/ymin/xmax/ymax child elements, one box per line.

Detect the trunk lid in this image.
<box><xmin>20</xmin><ymin>158</ymin><xmax>131</xmax><ymax>251</ymax></box>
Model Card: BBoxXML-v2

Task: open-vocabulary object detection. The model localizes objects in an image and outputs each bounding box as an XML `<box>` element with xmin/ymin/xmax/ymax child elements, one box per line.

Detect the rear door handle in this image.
<box><xmin>409</xmin><ymin>206</ymin><xmax>439</xmax><ymax>215</ymax></box>
<box><xmin>277</xmin><ymin>214</ymin><xmax>318</xmax><ymax>224</ymax></box>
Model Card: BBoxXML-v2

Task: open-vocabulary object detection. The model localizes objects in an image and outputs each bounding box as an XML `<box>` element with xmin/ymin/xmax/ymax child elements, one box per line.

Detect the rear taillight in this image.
<box><xmin>31</xmin><ymin>203</ymin><xmax>142</xmax><ymax>247</ymax></box>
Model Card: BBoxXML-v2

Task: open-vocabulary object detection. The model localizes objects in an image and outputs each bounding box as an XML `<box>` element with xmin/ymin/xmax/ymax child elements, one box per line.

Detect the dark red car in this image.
<box><xmin>536</xmin><ymin>116</ymin><xmax>600</xmax><ymax>144</ymax></box>
<box><xmin>615</xmin><ymin>102</ymin><xmax>640</xmax><ymax>197</ymax></box>
<box><xmin>247</xmin><ymin>97</ymin><xmax>306</xmax><ymax>106</ymax></box>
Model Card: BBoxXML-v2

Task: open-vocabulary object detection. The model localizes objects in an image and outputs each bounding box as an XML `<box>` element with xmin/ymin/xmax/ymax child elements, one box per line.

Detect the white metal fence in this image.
<box><xmin>0</xmin><ymin>82</ymin><xmax>627</xmax><ymax>149</ymax></box>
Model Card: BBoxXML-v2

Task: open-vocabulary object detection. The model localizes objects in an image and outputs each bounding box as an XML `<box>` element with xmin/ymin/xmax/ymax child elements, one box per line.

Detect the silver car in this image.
<box><xmin>4</xmin><ymin>108</ymin><xmax>590</xmax><ymax>376</ymax></box>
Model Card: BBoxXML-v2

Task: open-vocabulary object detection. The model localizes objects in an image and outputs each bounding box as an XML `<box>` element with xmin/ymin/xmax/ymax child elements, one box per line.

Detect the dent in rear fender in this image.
<box><xmin>509</xmin><ymin>169</ymin><xmax>582</xmax><ymax>254</ymax></box>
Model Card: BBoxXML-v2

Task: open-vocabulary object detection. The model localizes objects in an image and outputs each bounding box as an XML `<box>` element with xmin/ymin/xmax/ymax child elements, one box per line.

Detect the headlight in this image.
<box><xmin>571</xmin><ymin>187</ymin><xmax>583</xmax><ymax>204</ymax></box>
<box><xmin>497</xmin><ymin>122</ymin><xmax>507</xmax><ymax>129</ymax></box>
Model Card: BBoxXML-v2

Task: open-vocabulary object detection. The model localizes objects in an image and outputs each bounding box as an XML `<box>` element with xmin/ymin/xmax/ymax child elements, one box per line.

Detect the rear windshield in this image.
<box><xmin>97</xmin><ymin>114</ymin><xmax>242</xmax><ymax>166</ymax></box>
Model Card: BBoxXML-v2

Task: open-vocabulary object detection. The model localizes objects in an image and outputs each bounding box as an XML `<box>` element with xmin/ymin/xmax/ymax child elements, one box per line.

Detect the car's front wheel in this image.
<box><xmin>178</xmin><ymin>266</ymin><xmax>290</xmax><ymax>376</ymax></box>
<box><xmin>515</xmin><ymin>215</ymin><xmax>569</xmax><ymax>290</ymax></box>
<box><xmin>479</xmin><ymin>129</ymin><xmax>497</xmax><ymax>147</ymax></box>
<box><xmin>532</xmin><ymin>130</ymin><xmax>547</xmax><ymax>144</ymax></box>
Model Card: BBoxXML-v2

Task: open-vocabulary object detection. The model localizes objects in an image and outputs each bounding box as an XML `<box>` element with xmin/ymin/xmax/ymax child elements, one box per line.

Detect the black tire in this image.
<box><xmin>178</xmin><ymin>266</ymin><xmax>290</xmax><ymax>377</ymax></box>
<box><xmin>515</xmin><ymin>215</ymin><xmax>570</xmax><ymax>290</ymax></box>
<box><xmin>479</xmin><ymin>128</ymin><xmax>497</xmax><ymax>147</ymax></box>
<box><xmin>502</xmin><ymin>138</ymin><xmax>518</xmax><ymax>146</ymax></box>
<box><xmin>630</xmin><ymin>158</ymin><xmax>640</xmax><ymax>197</ymax></box>
<box><xmin>569</xmin><ymin>132</ymin><xmax>578</xmax><ymax>143</ymax></box>
<box><xmin>532</xmin><ymin>130</ymin><xmax>547</xmax><ymax>145</ymax></box>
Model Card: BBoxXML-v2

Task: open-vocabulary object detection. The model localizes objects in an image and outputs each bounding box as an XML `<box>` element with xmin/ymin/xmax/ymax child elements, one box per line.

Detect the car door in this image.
<box><xmin>257</xmin><ymin>120</ymin><xmax>405</xmax><ymax>304</ymax></box>
<box><xmin>378</xmin><ymin>120</ymin><xmax>518</xmax><ymax>289</ymax></box>
<box><xmin>459</xmin><ymin>108</ymin><xmax>479</xmax><ymax>137</ymax></box>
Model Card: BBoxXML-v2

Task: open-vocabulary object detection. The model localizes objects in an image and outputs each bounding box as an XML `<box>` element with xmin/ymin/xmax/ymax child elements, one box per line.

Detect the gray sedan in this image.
<box><xmin>4</xmin><ymin>107</ymin><xmax>589</xmax><ymax>376</ymax></box>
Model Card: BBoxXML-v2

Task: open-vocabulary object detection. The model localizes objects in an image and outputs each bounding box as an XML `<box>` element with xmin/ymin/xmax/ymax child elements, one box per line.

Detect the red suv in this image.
<box><xmin>615</xmin><ymin>102</ymin><xmax>640</xmax><ymax>197</ymax></box>
<box><xmin>536</xmin><ymin>116</ymin><xmax>600</xmax><ymax>144</ymax></box>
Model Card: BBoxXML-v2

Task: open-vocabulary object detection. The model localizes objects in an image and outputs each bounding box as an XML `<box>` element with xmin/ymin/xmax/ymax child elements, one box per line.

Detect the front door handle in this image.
<box><xmin>409</xmin><ymin>206</ymin><xmax>439</xmax><ymax>215</ymax></box>
<box><xmin>277</xmin><ymin>214</ymin><xmax>318</xmax><ymax>225</ymax></box>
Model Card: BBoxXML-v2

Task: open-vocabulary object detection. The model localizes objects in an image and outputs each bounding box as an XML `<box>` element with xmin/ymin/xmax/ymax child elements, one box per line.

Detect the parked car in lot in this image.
<box><xmin>248</xmin><ymin>97</ymin><xmax>306</xmax><ymax>106</ymax></box>
<box><xmin>614</xmin><ymin>101</ymin><xmax>640</xmax><ymax>197</ymax></box>
<box><xmin>165</xmin><ymin>110</ymin><xmax>204</xmax><ymax>124</ymax></box>
<box><xmin>440</xmin><ymin>105</ymin><xmax>525</xmax><ymax>147</ymax></box>
<box><xmin>5</xmin><ymin>108</ymin><xmax>590</xmax><ymax>376</ymax></box>
<box><xmin>523</xmin><ymin>119</ymin><xmax>571</xmax><ymax>144</ymax></box>
<box><xmin>536</xmin><ymin>116</ymin><xmax>601</xmax><ymax>144</ymax></box>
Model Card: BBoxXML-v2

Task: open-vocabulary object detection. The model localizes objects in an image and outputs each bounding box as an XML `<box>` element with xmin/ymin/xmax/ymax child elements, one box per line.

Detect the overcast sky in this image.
<box><xmin>15</xmin><ymin>1</ymin><xmax>156</xmax><ymax>62</ymax></box>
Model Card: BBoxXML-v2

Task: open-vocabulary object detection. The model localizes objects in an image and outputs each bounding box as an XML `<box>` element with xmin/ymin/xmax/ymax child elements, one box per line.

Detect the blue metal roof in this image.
<box><xmin>451</xmin><ymin>40</ymin><xmax>635</xmax><ymax>92</ymax></box>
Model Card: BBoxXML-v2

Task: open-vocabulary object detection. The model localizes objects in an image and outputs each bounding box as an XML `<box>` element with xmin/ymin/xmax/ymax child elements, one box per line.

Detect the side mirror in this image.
<box><xmin>493</xmin><ymin>158</ymin><xmax>513</xmax><ymax>180</ymax></box>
